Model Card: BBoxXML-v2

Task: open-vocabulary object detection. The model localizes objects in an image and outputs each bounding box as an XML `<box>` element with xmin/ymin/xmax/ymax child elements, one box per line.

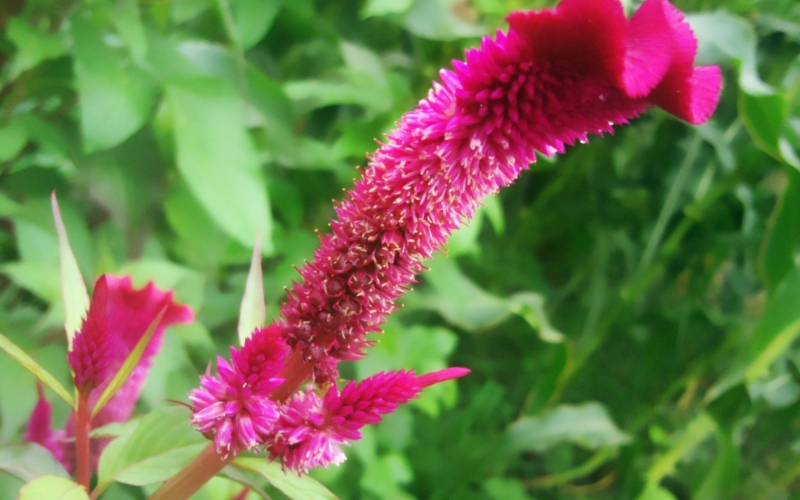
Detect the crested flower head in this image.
<box><xmin>27</xmin><ymin>274</ymin><xmax>193</xmax><ymax>472</ymax></box>
<box><xmin>190</xmin><ymin>325</ymin><xmax>287</xmax><ymax>457</ymax></box>
<box><xmin>278</xmin><ymin>0</ymin><xmax>721</xmax><ymax>384</ymax></box>
<box><xmin>265</xmin><ymin>368</ymin><xmax>470</xmax><ymax>473</ymax></box>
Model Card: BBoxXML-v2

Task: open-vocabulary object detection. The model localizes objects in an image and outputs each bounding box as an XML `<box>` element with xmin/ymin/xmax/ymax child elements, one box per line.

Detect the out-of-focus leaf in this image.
<box><xmin>404</xmin><ymin>0</ymin><xmax>485</xmax><ymax>40</ymax></box>
<box><xmin>739</xmin><ymin>92</ymin><xmax>787</xmax><ymax>160</ymax></box>
<box><xmin>18</xmin><ymin>475</ymin><xmax>89</xmax><ymax>500</ymax></box>
<box><xmin>411</xmin><ymin>256</ymin><xmax>509</xmax><ymax>331</ymax></box>
<box><xmin>112</xmin><ymin>0</ymin><xmax>148</xmax><ymax>62</ymax></box>
<box><xmin>508</xmin><ymin>402</ymin><xmax>630</xmax><ymax>453</ymax></box>
<box><xmin>361</xmin><ymin>0</ymin><xmax>413</xmax><ymax>18</ymax></box>
<box><xmin>96</xmin><ymin>407</ymin><xmax>206</xmax><ymax>493</ymax></box>
<box><xmin>238</xmin><ymin>233</ymin><xmax>265</xmax><ymax>344</ymax></box>
<box><xmin>70</xmin><ymin>14</ymin><xmax>158</xmax><ymax>152</ymax></box>
<box><xmin>483</xmin><ymin>477</ymin><xmax>532</xmax><ymax>500</ymax></box>
<box><xmin>166</xmin><ymin>78</ymin><xmax>273</xmax><ymax>251</ymax></box>
<box><xmin>233</xmin><ymin>458</ymin><xmax>339</xmax><ymax>500</ymax></box>
<box><xmin>231</xmin><ymin>0</ymin><xmax>280</xmax><ymax>49</ymax></box>
<box><xmin>709</xmin><ymin>265</ymin><xmax>800</xmax><ymax>400</ymax></box>
<box><xmin>0</xmin><ymin>443</ymin><xmax>70</xmax><ymax>482</ymax></box>
<box><xmin>51</xmin><ymin>192</ymin><xmax>89</xmax><ymax>347</ymax></box>
<box><xmin>6</xmin><ymin>18</ymin><xmax>67</xmax><ymax>79</ymax></box>
<box><xmin>360</xmin><ymin>452</ymin><xmax>412</xmax><ymax>498</ymax></box>
<box><xmin>0</xmin><ymin>121</ymin><xmax>27</xmax><ymax>162</ymax></box>
<box><xmin>637</xmin><ymin>485</ymin><xmax>678</xmax><ymax>500</ymax></box>
<box><xmin>759</xmin><ymin>168</ymin><xmax>800</xmax><ymax>294</ymax></box>
<box><xmin>219</xmin><ymin>465</ymin><xmax>272</xmax><ymax>499</ymax></box>
<box><xmin>694</xmin><ymin>432</ymin><xmax>741</xmax><ymax>500</ymax></box>
<box><xmin>0</xmin><ymin>333</ymin><xmax>74</xmax><ymax>408</ymax></box>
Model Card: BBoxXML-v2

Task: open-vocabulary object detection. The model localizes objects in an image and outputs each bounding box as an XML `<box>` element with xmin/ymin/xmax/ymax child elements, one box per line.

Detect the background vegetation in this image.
<box><xmin>1</xmin><ymin>0</ymin><xmax>800</xmax><ymax>498</ymax></box>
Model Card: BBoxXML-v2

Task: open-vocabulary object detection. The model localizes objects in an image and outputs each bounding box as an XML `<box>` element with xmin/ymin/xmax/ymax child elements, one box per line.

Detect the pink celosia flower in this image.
<box><xmin>25</xmin><ymin>274</ymin><xmax>193</xmax><ymax>471</ymax></box>
<box><xmin>190</xmin><ymin>325</ymin><xmax>287</xmax><ymax>457</ymax></box>
<box><xmin>277</xmin><ymin>0</ymin><xmax>721</xmax><ymax>384</ymax></box>
<box><xmin>265</xmin><ymin>368</ymin><xmax>469</xmax><ymax>473</ymax></box>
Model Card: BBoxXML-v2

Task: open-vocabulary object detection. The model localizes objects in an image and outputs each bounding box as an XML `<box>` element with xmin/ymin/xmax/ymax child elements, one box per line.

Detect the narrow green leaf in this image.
<box><xmin>694</xmin><ymin>431</ymin><xmax>742</xmax><ymax>500</ymax></box>
<box><xmin>758</xmin><ymin>168</ymin><xmax>800</xmax><ymax>294</ymax></box>
<box><xmin>231</xmin><ymin>0</ymin><xmax>280</xmax><ymax>49</ymax></box>
<box><xmin>96</xmin><ymin>407</ymin><xmax>206</xmax><ymax>493</ymax></box>
<box><xmin>91</xmin><ymin>308</ymin><xmax>166</xmax><ymax>418</ymax></box>
<box><xmin>233</xmin><ymin>458</ymin><xmax>339</xmax><ymax>500</ymax></box>
<box><xmin>508</xmin><ymin>402</ymin><xmax>630</xmax><ymax>453</ymax></box>
<box><xmin>238</xmin><ymin>232</ymin><xmax>266</xmax><ymax>344</ymax></box>
<box><xmin>0</xmin><ymin>120</ymin><xmax>27</xmax><ymax>162</ymax></box>
<box><xmin>0</xmin><ymin>443</ymin><xmax>70</xmax><ymax>482</ymax></box>
<box><xmin>0</xmin><ymin>333</ymin><xmax>74</xmax><ymax>408</ymax></box>
<box><xmin>51</xmin><ymin>192</ymin><xmax>89</xmax><ymax>349</ymax></box>
<box><xmin>645</xmin><ymin>413</ymin><xmax>715</xmax><ymax>486</ymax></box>
<box><xmin>739</xmin><ymin>90</ymin><xmax>786</xmax><ymax>160</ymax></box>
<box><xmin>637</xmin><ymin>485</ymin><xmax>678</xmax><ymax>500</ymax></box>
<box><xmin>18</xmin><ymin>475</ymin><xmax>89</xmax><ymax>500</ymax></box>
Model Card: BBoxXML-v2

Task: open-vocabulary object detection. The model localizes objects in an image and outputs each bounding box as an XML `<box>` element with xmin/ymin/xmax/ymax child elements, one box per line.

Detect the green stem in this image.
<box><xmin>638</xmin><ymin>132</ymin><xmax>703</xmax><ymax>271</ymax></box>
<box><xmin>147</xmin><ymin>443</ymin><xmax>233</xmax><ymax>500</ymax></box>
<box><xmin>75</xmin><ymin>391</ymin><xmax>91</xmax><ymax>492</ymax></box>
<box><xmin>523</xmin><ymin>448</ymin><xmax>616</xmax><ymax>489</ymax></box>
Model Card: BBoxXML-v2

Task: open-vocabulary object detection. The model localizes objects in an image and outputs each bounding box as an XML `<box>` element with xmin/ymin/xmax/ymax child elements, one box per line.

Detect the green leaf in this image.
<box><xmin>758</xmin><ymin>168</ymin><xmax>800</xmax><ymax>294</ymax></box>
<box><xmin>6</xmin><ymin>17</ymin><xmax>67</xmax><ymax>79</ymax></box>
<box><xmin>112</xmin><ymin>0</ymin><xmax>148</xmax><ymax>63</ymax></box>
<box><xmin>361</xmin><ymin>0</ymin><xmax>413</xmax><ymax>18</ymax></box>
<box><xmin>238</xmin><ymin>233</ymin><xmax>266</xmax><ymax>344</ymax></box>
<box><xmin>231</xmin><ymin>0</ymin><xmax>280</xmax><ymax>49</ymax></box>
<box><xmin>0</xmin><ymin>443</ymin><xmax>70</xmax><ymax>482</ymax></box>
<box><xmin>233</xmin><ymin>458</ymin><xmax>339</xmax><ymax>500</ymax></box>
<box><xmin>91</xmin><ymin>308</ymin><xmax>166</xmax><ymax>418</ymax></box>
<box><xmin>51</xmin><ymin>192</ymin><xmax>89</xmax><ymax>348</ymax></box>
<box><xmin>404</xmin><ymin>0</ymin><xmax>485</xmax><ymax>41</ymax></box>
<box><xmin>0</xmin><ymin>332</ymin><xmax>74</xmax><ymax>408</ymax></box>
<box><xmin>637</xmin><ymin>485</ymin><xmax>678</xmax><ymax>500</ymax></box>
<box><xmin>166</xmin><ymin>78</ymin><xmax>273</xmax><ymax>251</ymax></box>
<box><xmin>694</xmin><ymin>432</ymin><xmax>742</xmax><ymax>500</ymax></box>
<box><xmin>70</xmin><ymin>14</ymin><xmax>158</xmax><ymax>152</ymax></box>
<box><xmin>508</xmin><ymin>402</ymin><xmax>630</xmax><ymax>453</ymax></box>
<box><xmin>411</xmin><ymin>256</ymin><xmax>510</xmax><ymax>331</ymax></box>
<box><xmin>96</xmin><ymin>407</ymin><xmax>206</xmax><ymax>493</ymax></box>
<box><xmin>739</xmin><ymin>91</ymin><xmax>787</xmax><ymax>159</ymax></box>
<box><xmin>18</xmin><ymin>475</ymin><xmax>89</xmax><ymax>500</ymax></box>
<box><xmin>483</xmin><ymin>477</ymin><xmax>532</xmax><ymax>500</ymax></box>
<box><xmin>0</xmin><ymin>120</ymin><xmax>27</xmax><ymax>162</ymax></box>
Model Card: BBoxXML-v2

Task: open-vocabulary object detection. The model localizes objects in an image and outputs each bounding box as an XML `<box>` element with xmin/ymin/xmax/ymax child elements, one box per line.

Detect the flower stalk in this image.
<box><xmin>75</xmin><ymin>392</ymin><xmax>92</xmax><ymax>492</ymax></box>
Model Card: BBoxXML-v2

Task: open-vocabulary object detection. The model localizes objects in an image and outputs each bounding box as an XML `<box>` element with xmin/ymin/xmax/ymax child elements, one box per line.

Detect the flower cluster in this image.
<box><xmin>188</xmin><ymin>0</ymin><xmax>720</xmax><ymax>474</ymax></box>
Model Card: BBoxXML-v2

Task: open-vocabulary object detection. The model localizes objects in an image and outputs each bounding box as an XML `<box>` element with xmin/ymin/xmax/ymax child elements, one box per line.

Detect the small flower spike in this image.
<box><xmin>265</xmin><ymin>368</ymin><xmax>470</xmax><ymax>473</ymax></box>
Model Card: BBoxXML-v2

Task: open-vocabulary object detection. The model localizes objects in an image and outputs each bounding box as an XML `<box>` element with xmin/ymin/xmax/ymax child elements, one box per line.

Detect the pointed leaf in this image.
<box><xmin>0</xmin><ymin>443</ymin><xmax>70</xmax><ymax>483</ymax></box>
<box><xmin>18</xmin><ymin>475</ymin><xmax>89</xmax><ymax>500</ymax></box>
<box><xmin>90</xmin><ymin>308</ymin><xmax>166</xmax><ymax>418</ymax></box>
<box><xmin>0</xmin><ymin>333</ymin><xmax>74</xmax><ymax>408</ymax></box>
<box><xmin>96</xmin><ymin>407</ymin><xmax>206</xmax><ymax>493</ymax></box>
<box><xmin>51</xmin><ymin>192</ymin><xmax>90</xmax><ymax>349</ymax></box>
<box><xmin>238</xmin><ymin>233</ymin><xmax>266</xmax><ymax>345</ymax></box>
<box><xmin>233</xmin><ymin>458</ymin><xmax>339</xmax><ymax>500</ymax></box>
<box><xmin>645</xmin><ymin>413</ymin><xmax>715</xmax><ymax>487</ymax></box>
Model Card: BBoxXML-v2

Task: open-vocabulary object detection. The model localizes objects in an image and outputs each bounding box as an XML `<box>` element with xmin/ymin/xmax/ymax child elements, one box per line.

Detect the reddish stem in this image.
<box><xmin>269</xmin><ymin>350</ymin><xmax>312</xmax><ymax>402</ymax></box>
<box><xmin>75</xmin><ymin>391</ymin><xmax>91</xmax><ymax>492</ymax></box>
<box><xmin>147</xmin><ymin>443</ymin><xmax>233</xmax><ymax>500</ymax></box>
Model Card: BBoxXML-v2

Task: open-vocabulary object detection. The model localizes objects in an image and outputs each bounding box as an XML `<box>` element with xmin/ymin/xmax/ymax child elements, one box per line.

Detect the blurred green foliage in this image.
<box><xmin>1</xmin><ymin>0</ymin><xmax>800</xmax><ymax>498</ymax></box>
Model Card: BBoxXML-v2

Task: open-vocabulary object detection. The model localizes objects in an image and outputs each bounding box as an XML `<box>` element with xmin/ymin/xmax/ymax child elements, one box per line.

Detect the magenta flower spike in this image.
<box><xmin>277</xmin><ymin>0</ymin><xmax>721</xmax><ymax>386</ymax></box>
<box><xmin>265</xmin><ymin>368</ymin><xmax>470</xmax><ymax>473</ymax></box>
<box><xmin>26</xmin><ymin>274</ymin><xmax>193</xmax><ymax>473</ymax></box>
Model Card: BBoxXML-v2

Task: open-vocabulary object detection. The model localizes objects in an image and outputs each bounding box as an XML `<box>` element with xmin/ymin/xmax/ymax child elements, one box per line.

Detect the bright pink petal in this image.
<box><xmin>620</xmin><ymin>0</ymin><xmax>674</xmax><ymax>97</ymax></box>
